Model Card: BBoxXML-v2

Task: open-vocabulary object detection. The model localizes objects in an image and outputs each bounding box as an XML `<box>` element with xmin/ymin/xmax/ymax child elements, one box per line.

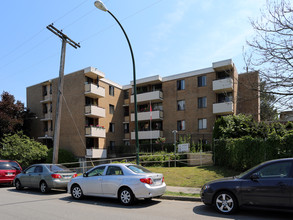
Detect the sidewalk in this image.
<box><xmin>160</xmin><ymin>186</ymin><xmax>202</xmax><ymax>202</ymax></box>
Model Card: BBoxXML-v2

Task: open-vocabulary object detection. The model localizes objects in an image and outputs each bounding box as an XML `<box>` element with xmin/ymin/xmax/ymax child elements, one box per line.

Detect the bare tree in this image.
<box><xmin>246</xmin><ymin>0</ymin><xmax>293</xmax><ymax>110</ymax></box>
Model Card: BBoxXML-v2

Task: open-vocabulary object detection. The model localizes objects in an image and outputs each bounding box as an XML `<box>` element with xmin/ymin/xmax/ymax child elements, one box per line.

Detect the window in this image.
<box><xmin>177</xmin><ymin>120</ymin><xmax>185</xmax><ymax>131</ymax></box>
<box><xmin>44</xmin><ymin>121</ymin><xmax>48</xmax><ymax>132</ymax></box>
<box><xmin>34</xmin><ymin>166</ymin><xmax>43</xmax><ymax>173</ymax></box>
<box><xmin>110</xmin><ymin>141</ymin><xmax>115</xmax><ymax>151</ymax></box>
<box><xmin>50</xmin><ymin>104</ymin><xmax>52</xmax><ymax>113</ymax></box>
<box><xmin>88</xmin><ymin>166</ymin><xmax>105</xmax><ymax>177</ymax></box>
<box><xmin>109</xmin><ymin>104</ymin><xmax>114</xmax><ymax>114</ymax></box>
<box><xmin>177</xmin><ymin>79</ymin><xmax>185</xmax><ymax>90</ymax></box>
<box><xmin>124</xmin><ymin>141</ymin><xmax>130</xmax><ymax>146</ymax></box>
<box><xmin>258</xmin><ymin>162</ymin><xmax>292</xmax><ymax>178</ymax></box>
<box><xmin>109</xmin><ymin>123</ymin><xmax>115</xmax><ymax>132</ymax></box>
<box><xmin>25</xmin><ymin>166</ymin><xmax>36</xmax><ymax>174</ymax></box>
<box><xmin>106</xmin><ymin>166</ymin><xmax>123</xmax><ymax>175</ymax></box>
<box><xmin>198</xmin><ymin>118</ymin><xmax>207</xmax><ymax>130</ymax></box>
<box><xmin>42</xmin><ymin>86</ymin><xmax>47</xmax><ymax>96</ymax></box>
<box><xmin>43</xmin><ymin>104</ymin><xmax>48</xmax><ymax>114</ymax></box>
<box><xmin>123</xmin><ymin>90</ymin><xmax>129</xmax><ymax>99</ymax></box>
<box><xmin>49</xmin><ymin>84</ymin><xmax>52</xmax><ymax>94</ymax></box>
<box><xmin>177</xmin><ymin>100</ymin><xmax>185</xmax><ymax>111</ymax></box>
<box><xmin>198</xmin><ymin>97</ymin><xmax>207</xmax><ymax>108</ymax></box>
<box><xmin>109</xmin><ymin>85</ymin><xmax>114</xmax><ymax>96</ymax></box>
<box><xmin>124</xmin><ymin>123</ymin><xmax>129</xmax><ymax>133</ymax></box>
<box><xmin>217</xmin><ymin>92</ymin><xmax>232</xmax><ymax>103</ymax></box>
<box><xmin>124</xmin><ymin>106</ymin><xmax>129</xmax><ymax>116</ymax></box>
<box><xmin>198</xmin><ymin>76</ymin><xmax>206</xmax><ymax>87</ymax></box>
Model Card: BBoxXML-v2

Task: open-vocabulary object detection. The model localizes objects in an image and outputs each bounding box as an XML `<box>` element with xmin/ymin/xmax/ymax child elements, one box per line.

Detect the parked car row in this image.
<box><xmin>10</xmin><ymin>162</ymin><xmax>166</xmax><ymax>206</ymax></box>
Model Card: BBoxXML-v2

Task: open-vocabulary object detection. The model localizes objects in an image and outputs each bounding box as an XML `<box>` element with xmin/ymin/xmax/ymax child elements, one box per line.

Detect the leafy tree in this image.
<box><xmin>46</xmin><ymin>148</ymin><xmax>78</xmax><ymax>165</ymax></box>
<box><xmin>260</xmin><ymin>81</ymin><xmax>278</xmax><ymax>121</ymax></box>
<box><xmin>0</xmin><ymin>91</ymin><xmax>25</xmax><ymax>139</ymax></box>
<box><xmin>245</xmin><ymin>0</ymin><xmax>293</xmax><ymax>109</ymax></box>
<box><xmin>0</xmin><ymin>132</ymin><xmax>48</xmax><ymax>168</ymax></box>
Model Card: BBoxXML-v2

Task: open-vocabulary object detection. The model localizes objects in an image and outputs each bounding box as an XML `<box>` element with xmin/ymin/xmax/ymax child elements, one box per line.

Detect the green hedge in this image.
<box><xmin>215</xmin><ymin>132</ymin><xmax>293</xmax><ymax>171</ymax></box>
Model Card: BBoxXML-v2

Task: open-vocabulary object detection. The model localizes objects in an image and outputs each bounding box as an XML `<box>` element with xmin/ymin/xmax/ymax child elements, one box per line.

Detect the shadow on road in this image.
<box><xmin>8</xmin><ymin>187</ymin><xmax>66</xmax><ymax>196</ymax></box>
<box><xmin>193</xmin><ymin>204</ymin><xmax>293</xmax><ymax>220</ymax></box>
<box><xmin>60</xmin><ymin>195</ymin><xmax>161</xmax><ymax>209</ymax></box>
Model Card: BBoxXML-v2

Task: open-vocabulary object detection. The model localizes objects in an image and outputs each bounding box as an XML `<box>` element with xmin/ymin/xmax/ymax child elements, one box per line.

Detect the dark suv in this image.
<box><xmin>0</xmin><ymin>160</ymin><xmax>22</xmax><ymax>185</ymax></box>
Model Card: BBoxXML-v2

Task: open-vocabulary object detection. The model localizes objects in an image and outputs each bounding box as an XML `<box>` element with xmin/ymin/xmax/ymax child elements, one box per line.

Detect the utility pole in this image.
<box><xmin>46</xmin><ymin>24</ymin><xmax>80</xmax><ymax>164</ymax></box>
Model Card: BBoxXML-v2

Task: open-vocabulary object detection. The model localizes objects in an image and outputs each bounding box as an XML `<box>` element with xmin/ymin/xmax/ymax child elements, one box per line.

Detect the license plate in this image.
<box><xmin>153</xmin><ymin>179</ymin><xmax>162</xmax><ymax>185</ymax></box>
<box><xmin>62</xmin><ymin>175</ymin><xmax>71</xmax><ymax>179</ymax></box>
<box><xmin>6</xmin><ymin>173</ymin><xmax>14</xmax><ymax>176</ymax></box>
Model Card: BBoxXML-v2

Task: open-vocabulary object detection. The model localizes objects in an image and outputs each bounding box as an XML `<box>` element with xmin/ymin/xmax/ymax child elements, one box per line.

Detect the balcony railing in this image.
<box><xmin>85</xmin><ymin>105</ymin><xmax>105</xmax><ymax>118</ymax></box>
<box><xmin>85</xmin><ymin>126</ymin><xmax>106</xmax><ymax>138</ymax></box>
<box><xmin>213</xmin><ymin>102</ymin><xmax>234</xmax><ymax>114</ymax></box>
<box><xmin>84</xmin><ymin>84</ymin><xmax>105</xmax><ymax>98</ymax></box>
<box><xmin>131</xmin><ymin>90</ymin><xmax>163</xmax><ymax>103</ymax></box>
<box><xmin>40</xmin><ymin>94</ymin><xmax>52</xmax><ymax>103</ymax></box>
<box><xmin>86</xmin><ymin>149</ymin><xmax>107</xmax><ymax>158</ymax></box>
<box><xmin>41</xmin><ymin>112</ymin><xmax>52</xmax><ymax>121</ymax></box>
<box><xmin>131</xmin><ymin>130</ymin><xmax>163</xmax><ymax>140</ymax></box>
<box><xmin>130</xmin><ymin>110</ymin><xmax>163</xmax><ymax>121</ymax></box>
<box><xmin>213</xmin><ymin>77</ymin><xmax>233</xmax><ymax>92</ymax></box>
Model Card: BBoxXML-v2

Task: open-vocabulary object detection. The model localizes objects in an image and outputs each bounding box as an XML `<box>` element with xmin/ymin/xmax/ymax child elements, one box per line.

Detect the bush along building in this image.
<box><xmin>26</xmin><ymin>59</ymin><xmax>260</xmax><ymax>160</ymax></box>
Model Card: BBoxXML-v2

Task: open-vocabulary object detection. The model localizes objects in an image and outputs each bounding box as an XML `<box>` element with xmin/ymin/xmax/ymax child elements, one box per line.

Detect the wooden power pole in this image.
<box><xmin>46</xmin><ymin>24</ymin><xmax>80</xmax><ymax>164</ymax></box>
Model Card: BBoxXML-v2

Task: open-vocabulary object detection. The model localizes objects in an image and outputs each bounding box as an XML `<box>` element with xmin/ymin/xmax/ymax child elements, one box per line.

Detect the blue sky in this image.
<box><xmin>0</xmin><ymin>0</ymin><xmax>266</xmax><ymax>106</ymax></box>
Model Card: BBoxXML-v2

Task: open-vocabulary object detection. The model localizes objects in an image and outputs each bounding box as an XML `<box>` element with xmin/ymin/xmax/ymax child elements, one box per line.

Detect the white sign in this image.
<box><xmin>178</xmin><ymin>143</ymin><xmax>190</xmax><ymax>153</ymax></box>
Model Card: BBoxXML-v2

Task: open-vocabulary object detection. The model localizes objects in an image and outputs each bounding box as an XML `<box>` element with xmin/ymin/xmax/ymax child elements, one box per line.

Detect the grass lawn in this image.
<box><xmin>147</xmin><ymin>166</ymin><xmax>239</xmax><ymax>188</ymax></box>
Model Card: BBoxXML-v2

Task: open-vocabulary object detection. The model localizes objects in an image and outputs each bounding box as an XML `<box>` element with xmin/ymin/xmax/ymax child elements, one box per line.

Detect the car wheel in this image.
<box><xmin>15</xmin><ymin>179</ymin><xmax>23</xmax><ymax>190</ymax></box>
<box><xmin>119</xmin><ymin>187</ymin><xmax>134</xmax><ymax>206</ymax></box>
<box><xmin>40</xmin><ymin>181</ymin><xmax>50</xmax><ymax>193</ymax></box>
<box><xmin>213</xmin><ymin>191</ymin><xmax>238</xmax><ymax>214</ymax></box>
<box><xmin>71</xmin><ymin>185</ymin><xmax>83</xmax><ymax>200</ymax></box>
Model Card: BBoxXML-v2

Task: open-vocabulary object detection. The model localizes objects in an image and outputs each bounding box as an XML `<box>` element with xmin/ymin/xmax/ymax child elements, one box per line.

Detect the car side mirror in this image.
<box><xmin>83</xmin><ymin>173</ymin><xmax>88</xmax><ymax>177</ymax></box>
<box><xmin>250</xmin><ymin>173</ymin><xmax>260</xmax><ymax>181</ymax></box>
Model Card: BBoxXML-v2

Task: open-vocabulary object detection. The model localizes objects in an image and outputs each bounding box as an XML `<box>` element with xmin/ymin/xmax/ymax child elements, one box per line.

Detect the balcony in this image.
<box><xmin>84</xmin><ymin>84</ymin><xmax>105</xmax><ymax>98</ymax></box>
<box><xmin>85</xmin><ymin>126</ymin><xmax>106</xmax><ymax>138</ymax></box>
<box><xmin>38</xmin><ymin>130</ymin><xmax>53</xmax><ymax>140</ymax></box>
<box><xmin>41</xmin><ymin>112</ymin><xmax>52</xmax><ymax>121</ymax></box>
<box><xmin>131</xmin><ymin>91</ymin><xmax>163</xmax><ymax>103</ymax></box>
<box><xmin>40</xmin><ymin>94</ymin><xmax>52</xmax><ymax>103</ymax></box>
<box><xmin>213</xmin><ymin>102</ymin><xmax>234</xmax><ymax>114</ymax></box>
<box><xmin>131</xmin><ymin>110</ymin><xmax>163</xmax><ymax>121</ymax></box>
<box><xmin>86</xmin><ymin>149</ymin><xmax>107</xmax><ymax>159</ymax></box>
<box><xmin>213</xmin><ymin>78</ymin><xmax>233</xmax><ymax>92</ymax></box>
<box><xmin>131</xmin><ymin>130</ymin><xmax>163</xmax><ymax>140</ymax></box>
<box><xmin>85</xmin><ymin>105</ymin><xmax>105</xmax><ymax>118</ymax></box>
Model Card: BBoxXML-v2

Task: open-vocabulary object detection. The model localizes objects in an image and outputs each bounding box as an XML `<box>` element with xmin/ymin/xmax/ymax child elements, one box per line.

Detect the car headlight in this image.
<box><xmin>203</xmin><ymin>184</ymin><xmax>210</xmax><ymax>190</ymax></box>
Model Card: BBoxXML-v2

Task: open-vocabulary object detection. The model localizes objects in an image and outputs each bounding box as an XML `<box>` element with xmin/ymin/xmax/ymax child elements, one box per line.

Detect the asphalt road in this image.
<box><xmin>0</xmin><ymin>186</ymin><xmax>293</xmax><ymax>220</ymax></box>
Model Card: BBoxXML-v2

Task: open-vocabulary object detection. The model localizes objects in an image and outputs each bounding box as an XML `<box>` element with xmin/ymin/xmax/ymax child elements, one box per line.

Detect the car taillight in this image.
<box><xmin>51</xmin><ymin>174</ymin><xmax>62</xmax><ymax>179</ymax></box>
<box><xmin>72</xmin><ymin>174</ymin><xmax>77</xmax><ymax>178</ymax></box>
<box><xmin>140</xmin><ymin>178</ymin><xmax>153</xmax><ymax>185</ymax></box>
<box><xmin>162</xmin><ymin>177</ymin><xmax>164</xmax><ymax>183</ymax></box>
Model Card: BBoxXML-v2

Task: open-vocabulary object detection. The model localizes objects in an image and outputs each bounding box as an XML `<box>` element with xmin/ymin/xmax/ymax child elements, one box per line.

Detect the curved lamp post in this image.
<box><xmin>94</xmin><ymin>0</ymin><xmax>140</xmax><ymax>165</ymax></box>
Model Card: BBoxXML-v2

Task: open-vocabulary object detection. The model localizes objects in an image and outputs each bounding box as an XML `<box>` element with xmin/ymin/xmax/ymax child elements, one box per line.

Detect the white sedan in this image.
<box><xmin>68</xmin><ymin>163</ymin><xmax>166</xmax><ymax>205</ymax></box>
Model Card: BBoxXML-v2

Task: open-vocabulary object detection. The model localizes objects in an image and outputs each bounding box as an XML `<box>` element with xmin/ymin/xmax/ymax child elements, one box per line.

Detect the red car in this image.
<box><xmin>0</xmin><ymin>160</ymin><xmax>22</xmax><ymax>185</ymax></box>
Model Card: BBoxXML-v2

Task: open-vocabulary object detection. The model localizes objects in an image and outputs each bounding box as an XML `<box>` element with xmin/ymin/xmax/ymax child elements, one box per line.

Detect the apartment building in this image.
<box><xmin>27</xmin><ymin>59</ymin><xmax>260</xmax><ymax>160</ymax></box>
<box><xmin>27</xmin><ymin>67</ymin><xmax>124</xmax><ymax>159</ymax></box>
<box><xmin>123</xmin><ymin>59</ymin><xmax>260</xmax><ymax>146</ymax></box>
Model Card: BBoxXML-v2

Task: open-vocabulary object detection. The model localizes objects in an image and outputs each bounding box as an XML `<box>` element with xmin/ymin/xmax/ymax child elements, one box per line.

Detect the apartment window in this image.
<box><xmin>177</xmin><ymin>120</ymin><xmax>185</xmax><ymax>131</ymax></box>
<box><xmin>198</xmin><ymin>76</ymin><xmax>206</xmax><ymax>87</ymax></box>
<box><xmin>44</xmin><ymin>121</ymin><xmax>48</xmax><ymax>132</ymax></box>
<box><xmin>124</xmin><ymin>90</ymin><xmax>129</xmax><ymax>99</ymax></box>
<box><xmin>109</xmin><ymin>104</ymin><xmax>114</xmax><ymax>114</ymax></box>
<box><xmin>124</xmin><ymin>141</ymin><xmax>130</xmax><ymax>146</ymax></box>
<box><xmin>177</xmin><ymin>100</ymin><xmax>185</xmax><ymax>111</ymax></box>
<box><xmin>217</xmin><ymin>92</ymin><xmax>232</xmax><ymax>103</ymax></box>
<box><xmin>198</xmin><ymin>97</ymin><xmax>207</xmax><ymax>108</ymax></box>
<box><xmin>109</xmin><ymin>123</ymin><xmax>115</xmax><ymax>132</ymax></box>
<box><xmin>42</xmin><ymin>86</ymin><xmax>47</xmax><ymax>96</ymax></box>
<box><xmin>109</xmin><ymin>141</ymin><xmax>115</xmax><ymax>151</ymax></box>
<box><xmin>109</xmin><ymin>85</ymin><xmax>114</xmax><ymax>96</ymax></box>
<box><xmin>177</xmin><ymin>79</ymin><xmax>185</xmax><ymax>90</ymax></box>
<box><xmin>50</xmin><ymin>104</ymin><xmax>52</xmax><ymax>113</ymax></box>
<box><xmin>198</xmin><ymin>118</ymin><xmax>207</xmax><ymax>130</ymax></box>
<box><xmin>49</xmin><ymin>84</ymin><xmax>52</xmax><ymax>94</ymax></box>
<box><xmin>43</xmin><ymin>104</ymin><xmax>48</xmax><ymax>114</ymax></box>
<box><xmin>124</xmin><ymin>123</ymin><xmax>129</xmax><ymax>133</ymax></box>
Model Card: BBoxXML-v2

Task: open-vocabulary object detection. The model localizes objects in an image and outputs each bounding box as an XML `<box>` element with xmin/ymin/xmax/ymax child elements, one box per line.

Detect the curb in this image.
<box><xmin>160</xmin><ymin>195</ymin><xmax>201</xmax><ymax>202</ymax></box>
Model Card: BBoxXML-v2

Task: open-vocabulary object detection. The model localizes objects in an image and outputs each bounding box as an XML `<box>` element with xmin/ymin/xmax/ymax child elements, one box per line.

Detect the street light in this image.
<box><xmin>94</xmin><ymin>0</ymin><xmax>140</xmax><ymax>165</ymax></box>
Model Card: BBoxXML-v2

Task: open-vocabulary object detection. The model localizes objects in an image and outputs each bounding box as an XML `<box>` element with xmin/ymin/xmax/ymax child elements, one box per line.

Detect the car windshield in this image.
<box><xmin>46</xmin><ymin>164</ymin><xmax>71</xmax><ymax>173</ymax></box>
<box><xmin>236</xmin><ymin>163</ymin><xmax>262</xmax><ymax>178</ymax></box>
<box><xmin>126</xmin><ymin>165</ymin><xmax>152</xmax><ymax>173</ymax></box>
<box><xmin>0</xmin><ymin>162</ymin><xmax>19</xmax><ymax>170</ymax></box>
